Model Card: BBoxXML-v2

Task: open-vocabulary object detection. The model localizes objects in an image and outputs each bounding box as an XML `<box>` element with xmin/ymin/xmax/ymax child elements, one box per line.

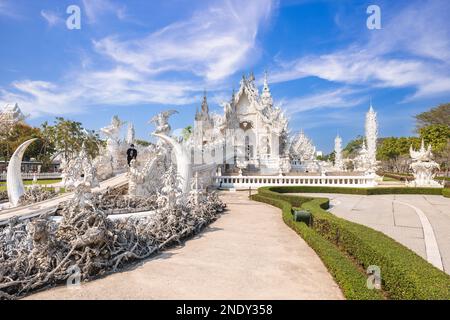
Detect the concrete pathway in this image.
<box><xmin>295</xmin><ymin>193</ymin><xmax>450</xmax><ymax>274</ymax></box>
<box><xmin>0</xmin><ymin>174</ymin><xmax>128</xmax><ymax>225</ymax></box>
<box><xmin>26</xmin><ymin>191</ymin><xmax>343</xmax><ymax>300</ymax></box>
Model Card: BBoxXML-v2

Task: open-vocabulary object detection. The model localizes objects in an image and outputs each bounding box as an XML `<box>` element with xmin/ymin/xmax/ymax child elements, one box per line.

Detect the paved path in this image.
<box><xmin>26</xmin><ymin>191</ymin><xmax>343</xmax><ymax>300</ymax></box>
<box><xmin>0</xmin><ymin>174</ymin><xmax>128</xmax><ymax>224</ymax></box>
<box><xmin>295</xmin><ymin>193</ymin><xmax>450</xmax><ymax>274</ymax></box>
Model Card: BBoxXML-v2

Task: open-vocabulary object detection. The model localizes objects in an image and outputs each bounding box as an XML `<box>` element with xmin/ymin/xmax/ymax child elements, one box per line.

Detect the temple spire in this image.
<box><xmin>261</xmin><ymin>70</ymin><xmax>273</xmax><ymax>107</ymax></box>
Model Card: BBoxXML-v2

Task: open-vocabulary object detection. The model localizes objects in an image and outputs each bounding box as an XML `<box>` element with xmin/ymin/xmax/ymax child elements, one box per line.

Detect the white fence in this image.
<box><xmin>214</xmin><ymin>174</ymin><xmax>378</xmax><ymax>189</ymax></box>
<box><xmin>0</xmin><ymin>172</ymin><xmax>62</xmax><ymax>181</ymax></box>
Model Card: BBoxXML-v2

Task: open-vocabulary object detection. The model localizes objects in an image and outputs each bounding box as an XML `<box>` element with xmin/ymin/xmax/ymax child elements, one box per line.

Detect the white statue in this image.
<box><xmin>100</xmin><ymin>115</ymin><xmax>126</xmax><ymax>170</ymax></box>
<box><xmin>149</xmin><ymin>110</ymin><xmax>178</xmax><ymax>135</ymax></box>
<box><xmin>407</xmin><ymin>140</ymin><xmax>442</xmax><ymax>188</ymax></box>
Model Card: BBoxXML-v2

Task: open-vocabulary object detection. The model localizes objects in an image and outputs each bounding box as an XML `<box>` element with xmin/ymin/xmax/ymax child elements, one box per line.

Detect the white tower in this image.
<box><xmin>334</xmin><ymin>134</ymin><xmax>344</xmax><ymax>171</ymax></box>
<box><xmin>127</xmin><ymin>122</ymin><xmax>135</xmax><ymax>145</ymax></box>
<box><xmin>365</xmin><ymin>104</ymin><xmax>378</xmax><ymax>171</ymax></box>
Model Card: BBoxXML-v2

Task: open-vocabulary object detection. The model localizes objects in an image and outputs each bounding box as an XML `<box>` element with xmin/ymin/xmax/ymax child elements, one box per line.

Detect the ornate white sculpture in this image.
<box><xmin>334</xmin><ymin>134</ymin><xmax>344</xmax><ymax>171</ymax></box>
<box><xmin>126</xmin><ymin>123</ymin><xmax>135</xmax><ymax>145</ymax></box>
<box><xmin>149</xmin><ymin>110</ymin><xmax>178</xmax><ymax>135</ymax></box>
<box><xmin>100</xmin><ymin>115</ymin><xmax>126</xmax><ymax>170</ymax></box>
<box><xmin>407</xmin><ymin>140</ymin><xmax>442</xmax><ymax>188</ymax></box>
<box><xmin>6</xmin><ymin>138</ymin><xmax>38</xmax><ymax>207</ymax></box>
<box><xmin>62</xmin><ymin>143</ymin><xmax>99</xmax><ymax>191</ymax></box>
<box><xmin>153</xmin><ymin>133</ymin><xmax>192</xmax><ymax>194</ymax></box>
<box><xmin>290</xmin><ymin>130</ymin><xmax>316</xmax><ymax>162</ymax></box>
<box><xmin>354</xmin><ymin>105</ymin><xmax>379</xmax><ymax>174</ymax></box>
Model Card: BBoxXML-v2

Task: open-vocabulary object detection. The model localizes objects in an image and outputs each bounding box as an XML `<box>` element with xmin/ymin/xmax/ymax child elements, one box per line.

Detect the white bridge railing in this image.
<box><xmin>214</xmin><ymin>174</ymin><xmax>377</xmax><ymax>189</ymax></box>
<box><xmin>0</xmin><ymin>172</ymin><xmax>62</xmax><ymax>181</ymax></box>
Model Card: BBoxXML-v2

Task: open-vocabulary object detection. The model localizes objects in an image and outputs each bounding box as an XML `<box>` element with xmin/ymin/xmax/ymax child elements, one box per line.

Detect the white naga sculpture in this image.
<box><xmin>407</xmin><ymin>140</ymin><xmax>442</xmax><ymax>188</ymax></box>
<box><xmin>334</xmin><ymin>134</ymin><xmax>344</xmax><ymax>171</ymax></box>
<box><xmin>149</xmin><ymin>110</ymin><xmax>178</xmax><ymax>136</ymax></box>
<box><xmin>6</xmin><ymin>138</ymin><xmax>38</xmax><ymax>207</ymax></box>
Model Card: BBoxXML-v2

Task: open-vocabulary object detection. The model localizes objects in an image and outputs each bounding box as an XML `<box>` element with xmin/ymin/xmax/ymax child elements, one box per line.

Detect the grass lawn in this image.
<box><xmin>382</xmin><ymin>176</ymin><xmax>400</xmax><ymax>182</ymax></box>
<box><xmin>0</xmin><ymin>179</ymin><xmax>62</xmax><ymax>191</ymax></box>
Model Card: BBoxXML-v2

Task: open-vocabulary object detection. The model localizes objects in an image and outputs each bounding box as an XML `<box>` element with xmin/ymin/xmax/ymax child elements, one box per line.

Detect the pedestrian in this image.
<box><xmin>127</xmin><ymin>144</ymin><xmax>138</xmax><ymax>166</ymax></box>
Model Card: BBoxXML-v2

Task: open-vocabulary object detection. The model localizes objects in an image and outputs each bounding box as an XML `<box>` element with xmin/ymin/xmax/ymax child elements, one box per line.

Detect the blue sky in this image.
<box><xmin>1</xmin><ymin>0</ymin><xmax>450</xmax><ymax>153</ymax></box>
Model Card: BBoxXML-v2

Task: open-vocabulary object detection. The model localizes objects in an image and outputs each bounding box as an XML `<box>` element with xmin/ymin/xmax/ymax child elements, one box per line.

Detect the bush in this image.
<box><xmin>253</xmin><ymin>187</ymin><xmax>450</xmax><ymax>300</ymax></box>
<box><xmin>443</xmin><ymin>188</ymin><xmax>450</xmax><ymax>198</ymax></box>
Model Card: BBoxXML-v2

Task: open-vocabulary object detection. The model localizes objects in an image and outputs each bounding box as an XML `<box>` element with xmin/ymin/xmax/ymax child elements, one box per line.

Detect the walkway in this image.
<box><xmin>295</xmin><ymin>193</ymin><xmax>450</xmax><ymax>274</ymax></box>
<box><xmin>26</xmin><ymin>191</ymin><xmax>343</xmax><ymax>300</ymax></box>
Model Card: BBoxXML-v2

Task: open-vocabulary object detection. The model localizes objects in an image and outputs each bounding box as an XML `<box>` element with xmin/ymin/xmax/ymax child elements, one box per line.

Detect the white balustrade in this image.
<box><xmin>214</xmin><ymin>174</ymin><xmax>377</xmax><ymax>189</ymax></box>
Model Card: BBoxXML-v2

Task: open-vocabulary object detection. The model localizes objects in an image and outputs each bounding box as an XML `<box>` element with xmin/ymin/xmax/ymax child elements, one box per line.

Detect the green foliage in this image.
<box><xmin>42</xmin><ymin>117</ymin><xmax>103</xmax><ymax>161</ymax></box>
<box><xmin>135</xmin><ymin>139</ymin><xmax>151</xmax><ymax>147</ymax></box>
<box><xmin>182</xmin><ymin>125</ymin><xmax>193</xmax><ymax>141</ymax></box>
<box><xmin>343</xmin><ymin>136</ymin><xmax>364</xmax><ymax>158</ymax></box>
<box><xmin>377</xmin><ymin>137</ymin><xmax>420</xmax><ymax>161</ymax></box>
<box><xmin>419</xmin><ymin>124</ymin><xmax>450</xmax><ymax>153</ymax></box>
<box><xmin>0</xmin><ymin>123</ymin><xmax>46</xmax><ymax>161</ymax></box>
<box><xmin>415</xmin><ymin>103</ymin><xmax>450</xmax><ymax>129</ymax></box>
<box><xmin>251</xmin><ymin>193</ymin><xmax>384</xmax><ymax>300</ymax></box>
<box><xmin>443</xmin><ymin>188</ymin><xmax>450</xmax><ymax>198</ymax></box>
<box><xmin>254</xmin><ymin>187</ymin><xmax>450</xmax><ymax>299</ymax></box>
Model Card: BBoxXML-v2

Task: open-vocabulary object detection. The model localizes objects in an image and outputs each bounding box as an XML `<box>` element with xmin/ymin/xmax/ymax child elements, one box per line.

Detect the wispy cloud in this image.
<box><xmin>0</xmin><ymin>0</ymin><xmax>275</xmax><ymax>117</ymax></box>
<box><xmin>271</xmin><ymin>0</ymin><xmax>450</xmax><ymax>101</ymax></box>
<box><xmin>94</xmin><ymin>0</ymin><xmax>275</xmax><ymax>81</ymax></box>
<box><xmin>40</xmin><ymin>9</ymin><xmax>64</xmax><ymax>27</ymax></box>
<box><xmin>82</xmin><ymin>0</ymin><xmax>127</xmax><ymax>24</ymax></box>
<box><xmin>280</xmin><ymin>88</ymin><xmax>365</xmax><ymax>116</ymax></box>
<box><xmin>0</xmin><ymin>0</ymin><xmax>22</xmax><ymax>19</ymax></box>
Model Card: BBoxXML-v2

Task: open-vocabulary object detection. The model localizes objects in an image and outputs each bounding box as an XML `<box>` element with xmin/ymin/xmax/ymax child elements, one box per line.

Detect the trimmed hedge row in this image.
<box><xmin>254</xmin><ymin>187</ymin><xmax>450</xmax><ymax>300</ymax></box>
<box><xmin>443</xmin><ymin>188</ymin><xmax>450</xmax><ymax>198</ymax></box>
<box><xmin>250</xmin><ymin>193</ymin><xmax>384</xmax><ymax>300</ymax></box>
<box><xmin>267</xmin><ymin>185</ymin><xmax>445</xmax><ymax>196</ymax></box>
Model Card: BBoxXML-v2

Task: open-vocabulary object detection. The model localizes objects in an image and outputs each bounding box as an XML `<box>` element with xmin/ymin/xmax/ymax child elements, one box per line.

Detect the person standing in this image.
<box><xmin>126</xmin><ymin>144</ymin><xmax>138</xmax><ymax>166</ymax></box>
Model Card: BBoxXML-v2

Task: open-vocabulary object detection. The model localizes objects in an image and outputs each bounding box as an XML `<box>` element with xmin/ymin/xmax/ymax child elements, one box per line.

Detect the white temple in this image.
<box><xmin>0</xmin><ymin>103</ymin><xmax>26</xmax><ymax>127</ymax></box>
<box><xmin>190</xmin><ymin>72</ymin><xmax>291</xmax><ymax>175</ymax></box>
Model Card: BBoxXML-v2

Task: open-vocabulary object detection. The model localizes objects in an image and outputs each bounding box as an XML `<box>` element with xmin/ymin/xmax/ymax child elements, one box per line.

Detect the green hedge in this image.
<box><xmin>266</xmin><ymin>185</ymin><xmax>445</xmax><ymax>196</ymax></box>
<box><xmin>443</xmin><ymin>188</ymin><xmax>450</xmax><ymax>198</ymax></box>
<box><xmin>251</xmin><ymin>194</ymin><xmax>384</xmax><ymax>300</ymax></box>
<box><xmin>254</xmin><ymin>187</ymin><xmax>450</xmax><ymax>300</ymax></box>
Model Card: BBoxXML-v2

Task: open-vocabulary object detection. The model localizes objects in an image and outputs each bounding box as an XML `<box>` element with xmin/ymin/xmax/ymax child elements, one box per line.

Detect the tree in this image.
<box><xmin>377</xmin><ymin>137</ymin><xmax>420</xmax><ymax>173</ymax></box>
<box><xmin>182</xmin><ymin>125</ymin><xmax>193</xmax><ymax>142</ymax></box>
<box><xmin>419</xmin><ymin>124</ymin><xmax>450</xmax><ymax>153</ymax></box>
<box><xmin>45</xmin><ymin>117</ymin><xmax>103</xmax><ymax>160</ymax></box>
<box><xmin>343</xmin><ymin>136</ymin><xmax>364</xmax><ymax>158</ymax></box>
<box><xmin>415</xmin><ymin>103</ymin><xmax>450</xmax><ymax>130</ymax></box>
<box><xmin>0</xmin><ymin>123</ymin><xmax>44</xmax><ymax>161</ymax></box>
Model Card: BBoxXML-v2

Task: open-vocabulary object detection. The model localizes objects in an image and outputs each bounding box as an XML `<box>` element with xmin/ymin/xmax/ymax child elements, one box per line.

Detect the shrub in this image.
<box><xmin>253</xmin><ymin>187</ymin><xmax>450</xmax><ymax>300</ymax></box>
<box><xmin>443</xmin><ymin>188</ymin><xmax>450</xmax><ymax>198</ymax></box>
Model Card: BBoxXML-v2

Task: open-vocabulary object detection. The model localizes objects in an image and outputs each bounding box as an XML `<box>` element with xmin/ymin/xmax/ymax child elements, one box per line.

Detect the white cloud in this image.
<box><xmin>0</xmin><ymin>0</ymin><xmax>21</xmax><ymax>19</ymax></box>
<box><xmin>271</xmin><ymin>0</ymin><xmax>450</xmax><ymax>101</ymax></box>
<box><xmin>93</xmin><ymin>0</ymin><xmax>275</xmax><ymax>81</ymax></box>
<box><xmin>0</xmin><ymin>0</ymin><xmax>275</xmax><ymax>117</ymax></box>
<box><xmin>40</xmin><ymin>10</ymin><xmax>64</xmax><ymax>27</ymax></box>
<box><xmin>82</xmin><ymin>0</ymin><xmax>127</xmax><ymax>24</ymax></box>
<box><xmin>280</xmin><ymin>88</ymin><xmax>365</xmax><ymax>115</ymax></box>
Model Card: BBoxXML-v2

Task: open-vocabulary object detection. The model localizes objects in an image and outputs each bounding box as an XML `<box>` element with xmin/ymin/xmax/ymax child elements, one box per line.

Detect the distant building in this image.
<box><xmin>0</xmin><ymin>103</ymin><xmax>27</xmax><ymax>126</ymax></box>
